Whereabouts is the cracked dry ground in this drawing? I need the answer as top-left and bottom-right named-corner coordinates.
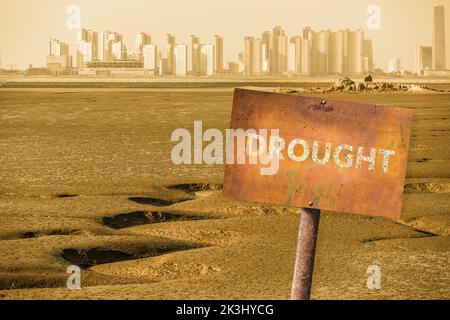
top-left (0, 90), bottom-right (448, 299)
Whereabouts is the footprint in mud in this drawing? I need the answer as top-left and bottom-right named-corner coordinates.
top-left (129, 197), bottom-right (192, 207)
top-left (55, 194), bottom-right (79, 199)
top-left (103, 211), bottom-right (210, 229)
top-left (61, 241), bottom-right (205, 268)
top-left (22, 229), bottom-right (82, 239)
top-left (167, 183), bottom-right (223, 195)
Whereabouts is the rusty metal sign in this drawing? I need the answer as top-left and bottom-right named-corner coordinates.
top-left (223, 88), bottom-right (412, 218)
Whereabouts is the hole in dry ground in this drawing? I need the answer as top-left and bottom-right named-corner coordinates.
top-left (103, 211), bottom-right (210, 229)
top-left (61, 241), bottom-right (205, 268)
top-left (55, 194), bottom-right (79, 199)
top-left (167, 183), bottom-right (223, 195)
top-left (22, 229), bottom-right (81, 239)
top-left (128, 197), bottom-right (191, 206)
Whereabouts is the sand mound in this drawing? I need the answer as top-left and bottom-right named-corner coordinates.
top-left (280, 77), bottom-right (447, 94)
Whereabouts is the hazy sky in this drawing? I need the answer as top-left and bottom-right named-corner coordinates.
top-left (1, 0), bottom-right (449, 71)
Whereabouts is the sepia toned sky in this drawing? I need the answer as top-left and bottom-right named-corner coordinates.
top-left (0, 0), bottom-right (449, 71)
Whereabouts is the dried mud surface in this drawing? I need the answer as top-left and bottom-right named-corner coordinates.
top-left (0, 90), bottom-right (448, 299)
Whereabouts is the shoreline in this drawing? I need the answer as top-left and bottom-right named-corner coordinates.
top-left (1, 76), bottom-right (449, 89)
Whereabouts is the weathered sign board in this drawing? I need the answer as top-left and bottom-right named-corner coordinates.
top-left (223, 88), bottom-right (412, 218)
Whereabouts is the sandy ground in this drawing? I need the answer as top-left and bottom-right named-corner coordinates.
top-left (0, 89), bottom-right (448, 300)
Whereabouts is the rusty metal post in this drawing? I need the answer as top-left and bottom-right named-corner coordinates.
top-left (290, 207), bottom-right (321, 300)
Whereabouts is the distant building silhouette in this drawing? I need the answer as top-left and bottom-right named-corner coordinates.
top-left (415, 46), bottom-right (432, 75)
top-left (46, 39), bottom-right (72, 75)
top-left (433, 5), bottom-right (446, 71)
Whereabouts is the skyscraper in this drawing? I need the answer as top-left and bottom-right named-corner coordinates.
top-left (300, 37), bottom-right (311, 76)
top-left (244, 37), bottom-right (255, 76)
top-left (261, 31), bottom-right (272, 74)
top-left (50, 39), bottom-right (69, 57)
top-left (302, 27), bottom-right (317, 75)
top-left (388, 57), bottom-right (401, 73)
top-left (354, 29), bottom-right (365, 74)
top-left (47, 39), bottom-right (71, 74)
top-left (135, 33), bottom-right (151, 63)
top-left (76, 29), bottom-right (98, 67)
top-left (174, 44), bottom-right (187, 77)
top-left (99, 31), bottom-right (122, 62)
top-left (214, 35), bottom-right (224, 74)
top-left (343, 29), bottom-right (355, 74)
top-left (289, 36), bottom-right (302, 76)
top-left (331, 30), bottom-right (345, 74)
top-left (317, 30), bottom-right (331, 75)
top-left (189, 35), bottom-right (200, 75)
top-left (143, 44), bottom-right (157, 72)
top-left (167, 34), bottom-right (176, 75)
top-left (363, 39), bottom-right (374, 73)
top-left (272, 26), bottom-right (288, 75)
top-left (433, 5), bottom-right (446, 71)
top-left (112, 41), bottom-right (126, 60)
top-left (415, 46), bottom-right (432, 75)
top-left (200, 44), bottom-right (215, 76)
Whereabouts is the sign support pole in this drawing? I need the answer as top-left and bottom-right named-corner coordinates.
top-left (290, 207), bottom-right (321, 300)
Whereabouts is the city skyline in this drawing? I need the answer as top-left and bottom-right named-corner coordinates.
top-left (1, 0), bottom-right (450, 72)
top-left (46, 26), bottom-right (375, 77)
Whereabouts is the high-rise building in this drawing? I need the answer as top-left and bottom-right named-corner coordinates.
top-left (300, 37), bottom-right (311, 76)
top-left (261, 31), bottom-right (272, 74)
top-left (354, 29), bottom-right (365, 74)
top-left (289, 36), bottom-right (302, 76)
top-left (317, 30), bottom-right (331, 75)
top-left (302, 27), bottom-right (317, 75)
top-left (364, 39), bottom-right (374, 73)
top-left (135, 33), bottom-right (151, 63)
top-left (433, 5), bottom-right (446, 71)
top-left (388, 57), bottom-right (401, 73)
top-left (200, 44), bottom-right (215, 76)
top-left (331, 30), bottom-right (345, 74)
top-left (214, 35), bottom-right (224, 73)
top-left (76, 29), bottom-right (98, 67)
top-left (50, 38), bottom-right (69, 57)
top-left (255, 38), bottom-right (263, 75)
top-left (244, 37), bottom-right (255, 76)
top-left (415, 46), bottom-right (432, 75)
top-left (112, 41), bottom-right (126, 60)
top-left (167, 34), bottom-right (176, 75)
top-left (272, 26), bottom-right (288, 75)
top-left (143, 44), bottom-right (157, 73)
top-left (174, 44), bottom-right (188, 77)
top-left (99, 31), bottom-right (122, 62)
top-left (343, 29), bottom-right (355, 74)
top-left (47, 39), bottom-right (72, 74)
top-left (189, 35), bottom-right (200, 75)
top-left (225, 61), bottom-right (240, 74)
top-left (244, 26), bottom-right (374, 77)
